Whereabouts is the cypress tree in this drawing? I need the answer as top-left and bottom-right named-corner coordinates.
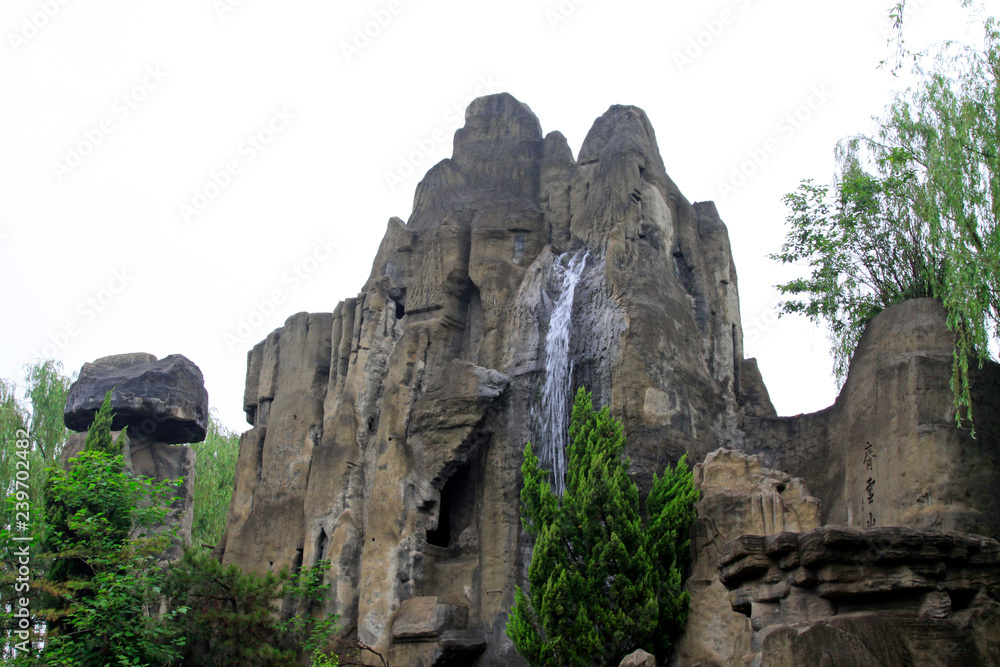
top-left (508, 388), bottom-right (698, 666)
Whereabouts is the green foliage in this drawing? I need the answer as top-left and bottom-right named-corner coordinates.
top-left (23, 360), bottom-right (71, 464)
top-left (189, 412), bottom-right (240, 548)
top-left (508, 388), bottom-right (699, 666)
top-left (774, 7), bottom-right (1000, 424)
top-left (1, 361), bottom-right (73, 658)
top-left (36, 389), bottom-right (186, 666)
top-left (772, 173), bottom-right (944, 382)
top-left (82, 390), bottom-right (125, 457)
top-left (161, 550), bottom-right (338, 667)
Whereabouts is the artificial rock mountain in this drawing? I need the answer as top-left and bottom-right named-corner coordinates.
top-left (214, 94), bottom-right (1000, 666)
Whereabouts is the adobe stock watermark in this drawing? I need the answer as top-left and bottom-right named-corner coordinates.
top-left (672, 0), bottom-right (755, 73)
top-left (213, 0), bottom-right (248, 20)
top-left (383, 75), bottom-right (502, 192)
top-left (9, 427), bottom-right (35, 654)
top-left (742, 295), bottom-right (785, 348)
top-left (715, 84), bottom-right (834, 202)
top-left (340, 0), bottom-right (411, 63)
top-left (544, 0), bottom-right (592, 31)
top-left (34, 269), bottom-right (135, 359)
top-left (178, 106), bottom-right (295, 223)
top-left (224, 235), bottom-right (340, 351)
top-left (7, 0), bottom-right (72, 53)
top-left (51, 65), bottom-right (168, 182)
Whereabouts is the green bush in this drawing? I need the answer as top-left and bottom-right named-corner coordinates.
top-left (508, 388), bottom-right (698, 666)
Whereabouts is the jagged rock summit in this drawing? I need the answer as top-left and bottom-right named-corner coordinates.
top-left (216, 94), bottom-right (1000, 666)
top-left (217, 93), bottom-right (771, 665)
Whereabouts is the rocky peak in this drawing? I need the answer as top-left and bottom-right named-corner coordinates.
top-left (211, 92), bottom-right (995, 665)
top-left (218, 93), bottom-right (774, 665)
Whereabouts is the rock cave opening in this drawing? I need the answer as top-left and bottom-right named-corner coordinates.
top-left (426, 463), bottom-right (476, 549)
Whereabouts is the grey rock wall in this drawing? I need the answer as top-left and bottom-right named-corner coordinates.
top-left (217, 94), bottom-right (769, 665)
top-left (217, 95), bottom-right (1000, 666)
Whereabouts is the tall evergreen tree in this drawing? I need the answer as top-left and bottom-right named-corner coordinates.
top-left (508, 388), bottom-right (698, 666)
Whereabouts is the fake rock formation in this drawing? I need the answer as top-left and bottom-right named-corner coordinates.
top-left (217, 93), bottom-right (773, 666)
top-left (217, 94), bottom-right (1000, 666)
top-left (63, 353), bottom-right (206, 562)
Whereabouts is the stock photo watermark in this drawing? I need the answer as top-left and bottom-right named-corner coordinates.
top-left (213, 0), bottom-right (248, 20)
top-left (178, 106), bottom-right (295, 223)
top-left (742, 299), bottom-right (783, 347)
top-left (544, 0), bottom-right (592, 31)
top-left (51, 65), bottom-right (168, 182)
top-left (34, 269), bottom-right (134, 359)
top-left (672, 0), bottom-right (755, 73)
top-left (383, 75), bottom-right (502, 192)
top-left (224, 235), bottom-right (340, 351)
top-left (8, 428), bottom-right (35, 654)
top-left (715, 84), bottom-right (834, 201)
top-left (7, 0), bottom-right (72, 53)
top-left (340, 0), bottom-right (410, 63)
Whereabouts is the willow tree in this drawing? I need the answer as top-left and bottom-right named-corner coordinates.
top-left (774, 5), bottom-right (999, 425)
top-left (508, 388), bottom-right (698, 666)
top-left (189, 412), bottom-right (240, 548)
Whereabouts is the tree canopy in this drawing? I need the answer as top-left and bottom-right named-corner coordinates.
top-left (773, 4), bottom-right (999, 424)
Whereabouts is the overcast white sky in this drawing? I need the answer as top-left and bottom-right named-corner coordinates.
top-left (0, 0), bottom-right (984, 432)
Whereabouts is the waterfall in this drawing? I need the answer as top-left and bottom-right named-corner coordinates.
top-left (538, 250), bottom-right (588, 496)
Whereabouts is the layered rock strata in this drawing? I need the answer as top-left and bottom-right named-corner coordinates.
top-left (675, 449), bottom-right (821, 666)
top-left (719, 526), bottom-right (1000, 666)
top-left (63, 353), bottom-right (205, 561)
top-left (216, 94), bottom-right (772, 665)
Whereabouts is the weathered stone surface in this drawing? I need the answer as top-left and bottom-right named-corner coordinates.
top-left (129, 435), bottom-right (196, 561)
top-left (392, 596), bottom-right (469, 642)
top-left (619, 648), bottom-right (656, 666)
top-left (64, 353), bottom-right (209, 444)
top-left (719, 525), bottom-right (1000, 666)
top-left (742, 299), bottom-right (1000, 541)
top-left (675, 449), bottom-right (821, 667)
top-left (216, 94), bottom-right (774, 665)
top-left (215, 94), bottom-right (1000, 665)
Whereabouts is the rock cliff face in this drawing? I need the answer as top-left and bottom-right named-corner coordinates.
top-left (720, 526), bottom-right (1000, 666)
top-left (676, 449), bottom-right (821, 666)
top-left (217, 94), bottom-right (1000, 666)
top-left (742, 298), bottom-right (1000, 540)
top-left (216, 94), bottom-right (773, 665)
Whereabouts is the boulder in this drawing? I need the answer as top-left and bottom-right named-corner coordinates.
top-left (618, 648), bottom-right (655, 666)
top-left (62, 353), bottom-right (205, 563)
top-left (63, 353), bottom-right (209, 444)
top-left (674, 449), bottom-right (821, 667)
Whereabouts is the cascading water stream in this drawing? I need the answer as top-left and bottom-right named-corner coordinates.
top-left (538, 250), bottom-right (588, 496)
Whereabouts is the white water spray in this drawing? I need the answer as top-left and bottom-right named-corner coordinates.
top-left (538, 250), bottom-right (588, 496)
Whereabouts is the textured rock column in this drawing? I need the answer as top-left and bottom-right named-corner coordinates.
top-left (674, 449), bottom-right (821, 666)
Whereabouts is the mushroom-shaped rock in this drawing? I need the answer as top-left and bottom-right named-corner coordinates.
top-left (63, 353), bottom-right (208, 443)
